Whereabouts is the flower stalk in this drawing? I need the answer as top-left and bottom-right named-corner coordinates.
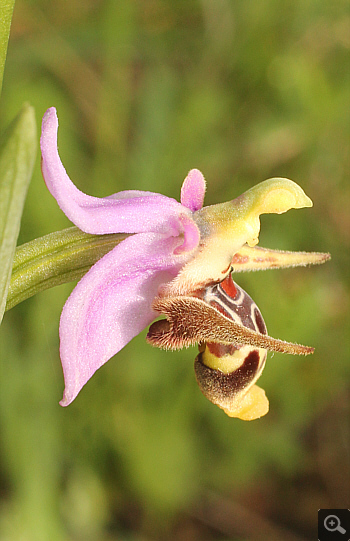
top-left (6, 227), bottom-right (128, 310)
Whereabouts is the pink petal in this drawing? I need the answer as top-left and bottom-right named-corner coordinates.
top-left (41, 108), bottom-right (190, 236)
top-left (180, 169), bottom-right (206, 212)
top-left (59, 232), bottom-right (189, 406)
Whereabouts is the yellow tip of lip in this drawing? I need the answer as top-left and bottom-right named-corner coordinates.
top-left (223, 385), bottom-right (269, 420)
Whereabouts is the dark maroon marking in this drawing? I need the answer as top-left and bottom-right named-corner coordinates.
top-left (202, 279), bottom-right (267, 337)
top-left (195, 349), bottom-right (260, 398)
top-left (254, 307), bottom-right (267, 334)
top-left (208, 300), bottom-right (231, 318)
top-left (206, 342), bottom-right (240, 358)
top-left (234, 350), bottom-right (260, 386)
top-left (230, 290), bottom-right (259, 330)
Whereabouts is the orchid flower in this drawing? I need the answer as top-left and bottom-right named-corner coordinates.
top-left (40, 107), bottom-right (329, 419)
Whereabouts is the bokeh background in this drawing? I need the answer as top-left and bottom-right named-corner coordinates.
top-left (0, 1), bottom-right (349, 540)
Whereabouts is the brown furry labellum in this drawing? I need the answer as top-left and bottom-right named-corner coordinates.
top-left (147, 273), bottom-right (314, 420)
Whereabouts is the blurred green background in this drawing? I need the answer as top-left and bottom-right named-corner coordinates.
top-left (0, 0), bottom-right (349, 539)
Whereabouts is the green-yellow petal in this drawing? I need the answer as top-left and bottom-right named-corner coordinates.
top-left (243, 177), bottom-right (312, 215)
top-left (164, 178), bottom-right (313, 295)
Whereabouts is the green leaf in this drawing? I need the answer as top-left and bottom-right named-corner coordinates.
top-left (0, 0), bottom-right (15, 97)
top-left (0, 104), bottom-right (37, 324)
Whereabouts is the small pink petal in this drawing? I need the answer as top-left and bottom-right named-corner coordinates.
top-left (41, 108), bottom-right (190, 236)
top-left (59, 232), bottom-right (189, 406)
top-left (180, 169), bottom-right (206, 212)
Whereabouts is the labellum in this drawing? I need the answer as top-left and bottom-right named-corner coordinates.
top-left (147, 271), bottom-right (314, 420)
top-left (193, 274), bottom-right (269, 420)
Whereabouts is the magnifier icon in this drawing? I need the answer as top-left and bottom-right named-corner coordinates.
top-left (324, 515), bottom-right (346, 534)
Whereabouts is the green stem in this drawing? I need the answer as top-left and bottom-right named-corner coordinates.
top-left (6, 227), bottom-right (130, 310)
top-left (0, 0), bottom-right (15, 98)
